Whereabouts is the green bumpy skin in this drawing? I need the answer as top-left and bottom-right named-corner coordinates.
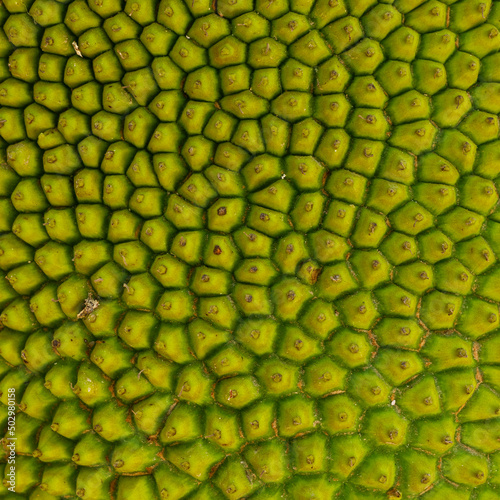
top-left (0, 0), bottom-right (500, 498)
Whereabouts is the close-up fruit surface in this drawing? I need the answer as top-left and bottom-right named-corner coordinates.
top-left (0, 0), bottom-right (499, 498)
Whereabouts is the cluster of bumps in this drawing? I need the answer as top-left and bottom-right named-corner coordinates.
top-left (0, 0), bottom-right (500, 498)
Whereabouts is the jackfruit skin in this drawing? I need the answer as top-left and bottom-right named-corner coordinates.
top-left (0, 0), bottom-right (500, 498)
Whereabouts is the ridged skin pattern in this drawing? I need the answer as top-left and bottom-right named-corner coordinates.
top-left (0, 0), bottom-right (500, 498)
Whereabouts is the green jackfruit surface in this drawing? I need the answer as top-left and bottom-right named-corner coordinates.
top-left (0, 0), bottom-right (499, 498)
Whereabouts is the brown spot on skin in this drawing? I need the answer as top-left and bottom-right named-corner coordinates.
top-left (388, 489), bottom-right (402, 499)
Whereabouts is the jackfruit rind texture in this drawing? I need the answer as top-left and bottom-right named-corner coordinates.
top-left (0, 0), bottom-right (499, 498)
